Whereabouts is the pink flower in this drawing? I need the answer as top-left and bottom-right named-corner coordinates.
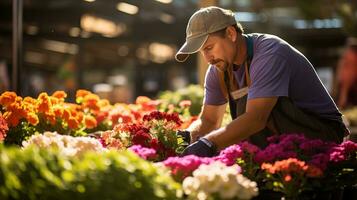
top-left (162, 155), bottom-right (214, 181)
top-left (128, 145), bottom-right (157, 160)
top-left (239, 141), bottom-right (260, 154)
top-left (214, 144), bottom-right (243, 166)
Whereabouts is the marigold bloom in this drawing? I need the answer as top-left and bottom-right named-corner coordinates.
top-left (37, 93), bottom-right (52, 113)
top-left (26, 112), bottom-right (39, 126)
top-left (52, 91), bottom-right (67, 100)
top-left (3, 111), bottom-right (20, 127)
top-left (53, 105), bottom-right (64, 118)
top-left (76, 89), bottom-right (91, 98)
top-left (62, 109), bottom-right (71, 121)
top-left (0, 91), bottom-right (17, 107)
top-left (45, 112), bottom-right (56, 125)
top-left (67, 117), bottom-right (79, 129)
top-left (84, 115), bottom-right (97, 129)
top-left (82, 94), bottom-right (100, 111)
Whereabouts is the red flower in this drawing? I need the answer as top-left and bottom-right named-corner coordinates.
top-left (143, 111), bottom-right (182, 126)
top-left (131, 129), bottom-right (152, 147)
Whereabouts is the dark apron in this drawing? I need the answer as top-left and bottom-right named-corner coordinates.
top-left (224, 36), bottom-right (349, 148)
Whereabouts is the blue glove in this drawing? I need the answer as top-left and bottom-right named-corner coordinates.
top-left (181, 138), bottom-right (217, 157)
top-left (176, 130), bottom-right (191, 143)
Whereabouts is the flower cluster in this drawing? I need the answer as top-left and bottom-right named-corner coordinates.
top-left (100, 110), bottom-right (186, 161)
top-left (261, 158), bottom-right (323, 198)
top-left (22, 131), bottom-right (105, 157)
top-left (182, 162), bottom-right (258, 200)
top-left (255, 134), bottom-right (336, 169)
top-left (329, 140), bottom-right (357, 162)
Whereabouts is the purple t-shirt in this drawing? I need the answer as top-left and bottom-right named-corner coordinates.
top-left (204, 33), bottom-right (341, 121)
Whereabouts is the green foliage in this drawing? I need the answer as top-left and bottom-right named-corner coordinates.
top-left (0, 144), bottom-right (182, 200)
top-left (4, 121), bottom-right (38, 146)
top-left (158, 84), bottom-right (204, 116)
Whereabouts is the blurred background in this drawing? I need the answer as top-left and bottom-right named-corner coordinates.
top-left (0, 0), bottom-right (356, 107)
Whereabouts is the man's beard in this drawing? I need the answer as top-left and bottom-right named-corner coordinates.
top-left (210, 59), bottom-right (230, 72)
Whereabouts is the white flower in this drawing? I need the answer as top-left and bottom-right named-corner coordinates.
top-left (22, 132), bottom-right (106, 157)
top-left (182, 161), bottom-right (258, 200)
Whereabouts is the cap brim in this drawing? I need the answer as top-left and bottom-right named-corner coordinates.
top-left (175, 34), bottom-right (208, 62)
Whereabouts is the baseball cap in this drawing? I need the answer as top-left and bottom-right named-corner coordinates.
top-left (175, 6), bottom-right (237, 62)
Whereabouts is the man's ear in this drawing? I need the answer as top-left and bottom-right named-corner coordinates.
top-left (226, 26), bottom-right (237, 42)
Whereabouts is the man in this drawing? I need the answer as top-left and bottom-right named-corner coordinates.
top-left (175, 6), bottom-right (349, 157)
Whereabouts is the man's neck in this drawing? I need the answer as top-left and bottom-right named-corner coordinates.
top-left (233, 34), bottom-right (247, 65)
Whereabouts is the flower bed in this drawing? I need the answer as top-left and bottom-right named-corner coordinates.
top-left (0, 89), bottom-right (356, 199)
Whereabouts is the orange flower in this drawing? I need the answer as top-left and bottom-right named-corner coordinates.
top-left (76, 89), bottom-right (91, 104)
top-left (50, 97), bottom-right (59, 105)
top-left (3, 111), bottom-right (20, 127)
top-left (37, 93), bottom-right (52, 113)
top-left (84, 115), bottom-right (97, 129)
top-left (53, 105), bottom-right (64, 118)
top-left (26, 112), bottom-right (39, 126)
top-left (52, 91), bottom-right (67, 100)
top-left (62, 109), bottom-right (71, 121)
top-left (67, 117), bottom-right (79, 129)
top-left (23, 96), bottom-right (37, 105)
top-left (45, 112), bottom-right (56, 125)
top-left (83, 94), bottom-right (100, 111)
top-left (261, 163), bottom-right (275, 174)
top-left (0, 91), bottom-right (17, 107)
top-left (76, 89), bottom-right (91, 98)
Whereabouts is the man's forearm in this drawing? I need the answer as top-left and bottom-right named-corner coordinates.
top-left (205, 111), bottom-right (266, 150)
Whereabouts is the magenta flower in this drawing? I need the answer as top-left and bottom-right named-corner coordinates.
top-left (128, 145), bottom-right (157, 160)
top-left (214, 144), bottom-right (244, 166)
top-left (162, 155), bottom-right (214, 181)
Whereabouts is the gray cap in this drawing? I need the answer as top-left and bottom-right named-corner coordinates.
top-left (175, 6), bottom-right (236, 62)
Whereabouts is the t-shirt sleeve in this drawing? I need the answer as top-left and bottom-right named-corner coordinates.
top-left (203, 66), bottom-right (227, 105)
top-left (248, 54), bottom-right (290, 100)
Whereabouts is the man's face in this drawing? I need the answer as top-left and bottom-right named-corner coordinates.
top-left (199, 32), bottom-right (237, 71)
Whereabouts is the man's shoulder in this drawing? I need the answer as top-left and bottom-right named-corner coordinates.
top-left (248, 33), bottom-right (290, 58)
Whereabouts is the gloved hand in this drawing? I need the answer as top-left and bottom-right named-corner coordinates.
top-left (181, 138), bottom-right (217, 157)
top-left (176, 130), bottom-right (191, 143)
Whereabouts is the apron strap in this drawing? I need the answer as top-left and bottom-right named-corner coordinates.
top-left (226, 35), bottom-right (254, 119)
